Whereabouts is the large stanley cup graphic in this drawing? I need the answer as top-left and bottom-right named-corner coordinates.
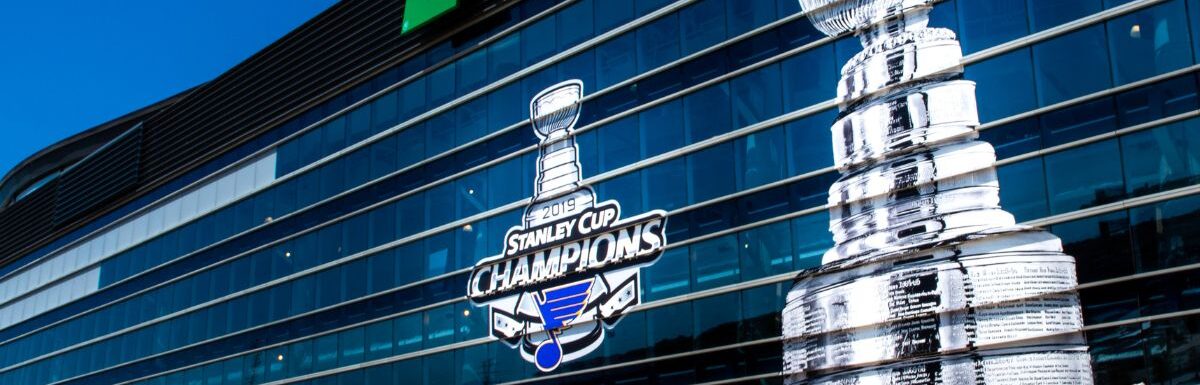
top-left (526, 79), bottom-right (596, 228)
top-left (781, 1), bottom-right (1095, 383)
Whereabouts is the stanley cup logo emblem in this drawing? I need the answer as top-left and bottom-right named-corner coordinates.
top-left (782, 0), bottom-right (1094, 383)
top-left (467, 80), bottom-right (668, 372)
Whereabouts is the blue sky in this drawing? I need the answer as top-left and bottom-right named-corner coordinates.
top-left (0, 0), bottom-right (337, 179)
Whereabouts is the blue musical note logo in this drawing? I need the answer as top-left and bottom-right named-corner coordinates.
top-left (533, 278), bottom-right (595, 372)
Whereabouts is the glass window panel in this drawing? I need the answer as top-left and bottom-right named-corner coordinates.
top-left (1044, 140), bottom-right (1126, 213)
top-left (792, 211), bottom-right (830, 269)
top-left (456, 99), bottom-right (488, 148)
top-left (781, 44), bottom-right (837, 111)
top-left (428, 64), bottom-right (456, 106)
top-left (1130, 194), bottom-right (1200, 271)
top-left (595, 0), bottom-right (635, 32)
top-left (785, 110), bottom-right (835, 176)
top-left (1051, 210), bottom-right (1133, 282)
top-left (690, 234), bottom-right (739, 291)
top-left (1122, 119), bottom-right (1200, 196)
top-left (488, 83), bottom-right (523, 133)
top-left (738, 220), bottom-right (793, 281)
top-left (313, 334), bottom-right (338, 372)
top-left (1039, 98), bottom-right (1117, 148)
top-left (997, 158), bottom-right (1050, 223)
top-left (1191, 0), bottom-right (1200, 63)
top-left (457, 50), bottom-right (487, 95)
top-left (688, 143), bottom-right (737, 204)
top-left (558, 50), bottom-right (597, 92)
top-left (1116, 75), bottom-right (1200, 128)
top-left (596, 34), bottom-right (638, 90)
top-left (1033, 25), bottom-right (1113, 106)
top-left (424, 231), bottom-right (455, 277)
top-left (455, 220), bottom-right (487, 271)
top-left (598, 171), bottom-right (645, 214)
top-left (455, 344), bottom-right (490, 385)
top-left (646, 301), bottom-right (694, 355)
top-left (1029, 0), bottom-right (1103, 32)
top-left (637, 14), bottom-right (681, 72)
top-left (982, 118), bottom-right (1042, 159)
top-left (735, 125), bottom-right (788, 189)
top-left (1107, 1), bottom-right (1194, 86)
top-left (966, 49), bottom-right (1038, 122)
top-left (642, 248), bottom-right (691, 301)
top-left (365, 364), bottom-right (394, 385)
top-left (598, 115), bottom-right (641, 173)
top-left (426, 183), bottom-right (455, 227)
top-left (730, 64), bottom-right (783, 128)
top-left (427, 112), bottom-right (456, 156)
top-left (681, 0), bottom-right (726, 55)
top-left (424, 305), bottom-right (456, 347)
top-left (522, 17), bottom-right (556, 67)
top-left (395, 243), bottom-right (424, 286)
top-left (643, 158), bottom-right (689, 212)
top-left (364, 320), bottom-right (393, 361)
top-left (741, 283), bottom-right (784, 342)
top-left (694, 292), bottom-right (740, 349)
top-left (400, 79), bottom-right (427, 122)
top-left (640, 99), bottom-right (686, 158)
top-left (396, 125), bottom-right (426, 169)
top-left (423, 351), bottom-right (456, 385)
top-left (558, 0), bottom-right (594, 50)
top-left (456, 171), bottom-right (487, 219)
top-left (489, 35), bottom-right (520, 84)
top-left (684, 83), bottom-right (732, 143)
top-left (725, 0), bottom-right (777, 36)
top-left (955, 0), bottom-right (1028, 54)
top-left (394, 313), bottom-right (424, 353)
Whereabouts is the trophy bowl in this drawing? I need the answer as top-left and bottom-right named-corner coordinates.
top-left (797, 0), bottom-right (930, 36)
top-left (530, 79), bottom-right (584, 139)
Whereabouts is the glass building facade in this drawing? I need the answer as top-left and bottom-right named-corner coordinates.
top-left (0, 0), bottom-right (1198, 384)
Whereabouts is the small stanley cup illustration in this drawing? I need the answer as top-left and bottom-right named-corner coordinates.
top-left (525, 80), bottom-right (596, 228)
top-left (781, 0), bottom-right (1094, 383)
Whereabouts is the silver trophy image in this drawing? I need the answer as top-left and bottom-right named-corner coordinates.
top-left (525, 79), bottom-right (596, 228)
top-left (781, 0), bottom-right (1094, 383)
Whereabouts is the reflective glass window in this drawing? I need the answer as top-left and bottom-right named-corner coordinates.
top-left (688, 143), bottom-right (737, 203)
top-left (488, 35), bottom-right (521, 82)
top-left (522, 17), bottom-right (556, 67)
top-left (457, 50), bottom-right (487, 96)
top-left (956, 0), bottom-right (1028, 54)
top-left (997, 158), bottom-right (1050, 222)
top-left (1129, 190), bottom-right (1200, 271)
top-left (489, 83), bottom-right (523, 133)
top-left (1033, 25), bottom-right (1113, 106)
top-left (423, 351), bottom-right (456, 385)
top-left (1044, 139), bottom-right (1125, 213)
top-left (785, 110), bottom-right (835, 176)
top-left (646, 301), bottom-right (694, 355)
top-left (738, 220), bottom-right (793, 281)
top-left (595, 0), bottom-right (635, 32)
top-left (313, 334), bottom-right (338, 372)
top-left (637, 14), bottom-right (682, 72)
top-left (694, 292), bottom-right (741, 349)
top-left (741, 283), bottom-right (784, 342)
top-left (1121, 119), bottom-right (1200, 196)
top-left (792, 212), bottom-right (829, 269)
top-left (781, 45), bottom-right (837, 111)
top-left (1051, 211), bottom-right (1134, 282)
top-left (730, 64), bottom-right (783, 128)
top-left (690, 234), bottom-right (739, 291)
top-left (1029, 0), bottom-right (1103, 32)
top-left (365, 318), bottom-right (394, 361)
top-left (643, 158), bottom-right (688, 212)
top-left (428, 64), bottom-right (456, 106)
top-left (598, 171), bottom-right (645, 214)
top-left (424, 306), bottom-right (456, 348)
top-left (596, 34), bottom-right (638, 90)
top-left (558, 0), bottom-right (594, 50)
top-left (1107, 0), bottom-right (1194, 86)
top-left (598, 116), bottom-right (640, 173)
top-left (735, 125), bottom-right (788, 189)
top-left (680, 0), bottom-right (726, 55)
top-left (684, 83), bottom-right (732, 143)
top-left (338, 326), bottom-right (365, 366)
top-left (725, 0), bottom-right (777, 36)
top-left (640, 99), bottom-right (685, 158)
top-left (394, 313), bottom-right (423, 354)
top-left (643, 247), bottom-right (692, 301)
top-left (967, 49), bottom-right (1037, 122)
top-left (1039, 98), bottom-right (1117, 147)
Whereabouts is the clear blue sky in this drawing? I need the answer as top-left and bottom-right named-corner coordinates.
top-left (0, 0), bottom-right (338, 179)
